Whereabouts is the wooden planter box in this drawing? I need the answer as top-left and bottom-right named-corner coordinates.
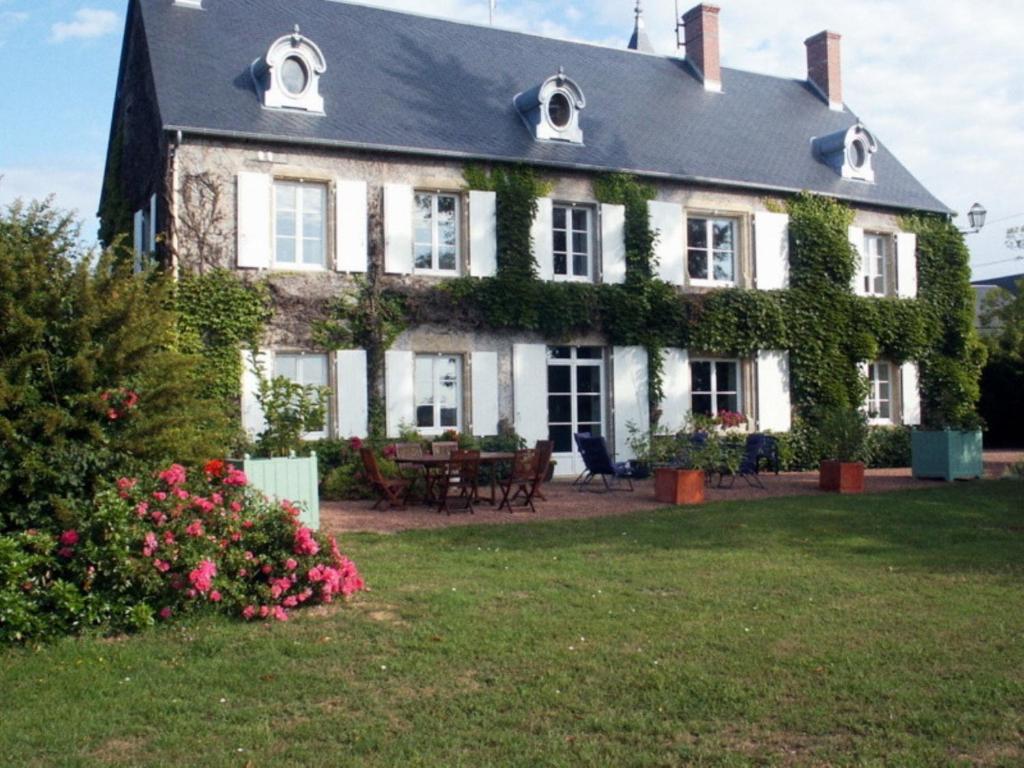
top-left (911, 429), bottom-right (983, 481)
top-left (231, 453), bottom-right (320, 530)
top-left (819, 460), bottom-right (865, 494)
top-left (654, 468), bottom-right (705, 505)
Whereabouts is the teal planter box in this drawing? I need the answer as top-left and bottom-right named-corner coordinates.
top-left (233, 453), bottom-right (320, 529)
top-left (911, 430), bottom-right (983, 481)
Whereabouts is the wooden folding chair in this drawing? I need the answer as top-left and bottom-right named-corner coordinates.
top-left (435, 450), bottom-right (480, 515)
top-left (498, 441), bottom-right (551, 513)
top-left (360, 448), bottom-right (413, 509)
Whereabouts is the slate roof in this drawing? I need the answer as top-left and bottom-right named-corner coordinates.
top-left (134, 0), bottom-right (950, 214)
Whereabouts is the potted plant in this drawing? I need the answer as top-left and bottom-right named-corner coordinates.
top-left (816, 407), bottom-right (869, 494)
top-left (629, 423), bottom-right (706, 506)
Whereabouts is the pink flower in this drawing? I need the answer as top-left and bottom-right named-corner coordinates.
top-left (261, 564), bottom-right (272, 575)
top-left (244, 551), bottom-right (255, 561)
top-left (159, 464), bottom-right (188, 487)
top-left (242, 606), bottom-right (256, 620)
top-left (142, 532), bottom-right (159, 557)
top-left (153, 559), bottom-right (171, 573)
top-left (152, 491), bottom-right (167, 502)
top-left (58, 547), bottom-right (74, 559)
top-left (238, 568), bottom-right (248, 577)
top-left (59, 530), bottom-right (79, 548)
top-left (135, 502), bottom-right (149, 519)
top-left (209, 590), bottom-right (222, 603)
top-left (116, 477), bottom-right (137, 492)
top-left (285, 558), bottom-right (298, 571)
top-left (272, 606), bottom-right (289, 622)
top-left (175, 488), bottom-right (190, 501)
top-left (159, 607), bottom-right (172, 620)
top-left (185, 520), bottom-right (205, 538)
top-left (283, 596), bottom-right (298, 608)
top-left (224, 468), bottom-right (247, 487)
top-left (162, 530), bottom-right (176, 545)
top-left (242, 520), bottom-right (253, 529)
top-left (293, 527), bottom-right (319, 557)
top-left (188, 559), bottom-right (217, 593)
top-left (259, 605), bottom-right (270, 619)
top-left (230, 502), bottom-right (243, 513)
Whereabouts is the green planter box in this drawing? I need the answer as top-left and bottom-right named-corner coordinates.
top-left (232, 453), bottom-right (320, 529)
top-left (911, 430), bottom-right (983, 482)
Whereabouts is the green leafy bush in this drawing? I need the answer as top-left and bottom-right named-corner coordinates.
top-left (0, 201), bottom-right (234, 531)
top-left (864, 426), bottom-right (912, 468)
top-left (815, 407), bottom-right (869, 463)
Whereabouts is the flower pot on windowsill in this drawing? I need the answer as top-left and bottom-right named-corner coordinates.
top-left (818, 460), bottom-right (865, 494)
top-left (654, 467), bottom-right (705, 505)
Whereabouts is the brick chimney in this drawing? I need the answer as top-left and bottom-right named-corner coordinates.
top-left (805, 31), bottom-right (843, 110)
top-left (683, 4), bottom-right (721, 92)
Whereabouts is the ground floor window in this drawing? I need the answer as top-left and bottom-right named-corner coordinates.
top-left (865, 360), bottom-right (892, 423)
top-left (690, 359), bottom-right (740, 417)
top-left (547, 346), bottom-right (604, 453)
top-left (415, 354), bottom-right (462, 433)
top-left (273, 352), bottom-right (329, 438)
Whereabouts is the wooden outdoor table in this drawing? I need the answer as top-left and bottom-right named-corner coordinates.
top-left (395, 452), bottom-right (516, 505)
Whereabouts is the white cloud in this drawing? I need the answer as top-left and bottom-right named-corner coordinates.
top-left (0, 167), bottom-right (102, 237)
top-left (50, 8), bottom-right (119, 43)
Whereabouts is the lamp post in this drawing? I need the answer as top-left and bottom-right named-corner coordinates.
top-left (960, 202), bottom-right (987, 235)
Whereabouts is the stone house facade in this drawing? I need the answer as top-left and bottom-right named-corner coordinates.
top-left (104, 0), bottom-right (949, 476)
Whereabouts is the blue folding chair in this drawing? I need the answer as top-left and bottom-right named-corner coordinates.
top-left (573, 433), bottom-right (635, 493)
top-left (717, 433), bottom-right (779, 489)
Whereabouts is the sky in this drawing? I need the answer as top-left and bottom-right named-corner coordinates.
top-left (0, 0), bottom-right (1021, 281)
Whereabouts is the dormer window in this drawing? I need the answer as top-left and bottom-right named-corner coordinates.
top-left (812, 123), bottom-right (878, 183)
top-left (252, 26), bottom-right (326, 113)
top-left (514, 68), bottom-right (586, 144)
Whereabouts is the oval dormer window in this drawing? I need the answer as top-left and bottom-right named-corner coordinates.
top-left (547, 92), bottom-right (573, 129)
top-left (848, 138), bottom-right (867, 170)
top-left (281, 56), bottom-right (310, 96)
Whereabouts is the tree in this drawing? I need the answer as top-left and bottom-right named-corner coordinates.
top-left (978, 280), bottom-right (1024, 447)
top-left (0, 200), bottom-right (234, 531)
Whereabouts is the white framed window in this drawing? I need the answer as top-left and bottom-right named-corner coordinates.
top-left (272, 352), bottom-right (329, 439)
top-left (552, 204), bottom-right (593, 281)
top-left (690, 359), bottom-right (741, 417)
top-left (861, 233), bottom-right (891, 296)
top-left (547, 346), bottom-right (605, 455)
top-left (865, 360), bottom-right (892, 423)
top-left (414, 192), bottom-right (460, 275)
top-left (273, 180), bottom-right (326, 269)
top-left (687, 217), bottom-right (738, 285)
top-left (415, 354), bottom-right (462, 433)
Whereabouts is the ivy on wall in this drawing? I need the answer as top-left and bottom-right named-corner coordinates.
top-left (176, 269), bottom-right (271, 409)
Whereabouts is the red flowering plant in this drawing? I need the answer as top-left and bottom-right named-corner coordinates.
top-left (74, 460), bottom-right (364, 627)
top-left (100, 388), bottom-right (140, 422)
top-left (715, 411), bottom-right (748, 431)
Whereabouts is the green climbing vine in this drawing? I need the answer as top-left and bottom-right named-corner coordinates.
top-left (176, 269), bottom-right (272, 408)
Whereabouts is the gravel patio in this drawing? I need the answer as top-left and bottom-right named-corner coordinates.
top-left (320, 450), bottom-right (1022, 535)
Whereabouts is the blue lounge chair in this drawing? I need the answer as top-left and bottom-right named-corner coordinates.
top-left (573, 433), bottom-right (635, 493)
top-left (717, 433), bottom-right (779, 489)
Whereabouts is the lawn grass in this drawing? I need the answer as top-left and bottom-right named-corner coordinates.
top-left (1, 482), bottom-right (1022, 767)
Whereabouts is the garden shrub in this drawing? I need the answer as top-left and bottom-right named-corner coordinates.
top-left (0, 201), bottom-right (234, 531)
top-left (0, 461), bottom-right (364, 643)
top-left (863, 426), bottom-right (912, 468)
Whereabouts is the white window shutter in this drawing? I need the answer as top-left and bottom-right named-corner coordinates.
top-left (469, 190), bottom-right (498, 278)
top-left (335, 179), bottom-right (368, 273)
top-left (601, 203), bottom-right (627, 284)
top-left (659, 348), bottom-right (691, 433)
top-left (757, 351), bottom-right (792, 432)
top-left (613, 346), bottom-right (649, 461)
top-left (896, 231), bottom-right (918, 299)
top-left (384, 184), bottom-right (413, 275)
top-left (384, 350), bottom-right (415, 438)
top-left (848, 226), bottom-right (865, 295)
top-left (754, 211), bottom-right (789, 290)
top-left (133, 210), bottom-right (144, 271)
top-left (240, 349), bottom-right (271, 439)
top-left (648, 200), bottom-right (685, 286)
top-left (532, 197), bottom-right (554, 281)
top-left (471, 351), bottom-right (499, 436)
top-left (335, 349), bottom-right (368, 438)
top-left (901, 362), bottom-right (921, 426)
top-left (237, 172), bottom-right (272, 269)
top-left (149, 194), bottom-right (158, 253)
top-left (513, 344), bottom-right (548, 444)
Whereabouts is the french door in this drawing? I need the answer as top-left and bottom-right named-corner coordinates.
top-left (547, 346), bottom-right (605, 477)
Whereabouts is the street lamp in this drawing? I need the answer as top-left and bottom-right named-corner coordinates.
top-left (961, 202), bottom-right (987, 235)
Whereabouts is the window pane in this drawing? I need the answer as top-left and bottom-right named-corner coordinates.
top-left (717, 393), bottom-right (739, 413)
top-left (688, 219), bottom-right (707, 249)
top-left (416, 405), bottom-right (434, 428)
top-left (572, 209), bottom-right (588, 230)
top-left (548, 395), bottom-right (571, 424)
top-left (553, 230), bottom-right (567, 254)
top-left (712, 220), bottom-right (734, 250)
top-left (572, 231), bottom-right (588, 255)
top-left (553, 252), bottom-right (568, 275)
top-left (691, 362), bottom-right (712, 393)
top-left (713, 251), bottom-right (734, 282)
top-left (692, 394), bottom-right (713, 415)
top-left (414, 245), bottom-right (433, 270)
top-left (577, 347), bottom-right (603, 359)
top-left (274, 355), bottom-right (298, 381)
top-left (302, 355), bottom-right (328, 387)
top-left (548, 366), bottom-right (571, 393)
top-left (303, 209), bottom-right (322, 241)
top-left (276, 184), bottom-right (296, 212)
top-left (553, 206), bottom-right (567, 229)
top-left (276, 209), bottom-right (296, 238)
top-left (573, 251), bottom-right (588, 277)
top-left (548, 347), bottom-right (571, 360)
top-left (576, 366), bottom-right (601, 393)
top-left (415, 358), bottom-right (433, 407)
top-left (438, 247), bottom-right (457, 272)
top-left (303, 237), bottom-right (324, 266)
top-left (550, 425), bottom-right (573, 453)
top-left (577, 395), bottom-right (601, 423)
top-left (877, 401), bottom-right (890, 419)
top-left (275, 237), bottom-right (296, 264)
top-left (440, 408), bottom-right (458, 428)
top-left (716, 362), bottom-right (737, 392)
top-left (688, 249), bottom-right (708, 280)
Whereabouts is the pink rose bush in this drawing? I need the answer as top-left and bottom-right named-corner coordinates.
top-left (2, 458), bottom-right (365, 643)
